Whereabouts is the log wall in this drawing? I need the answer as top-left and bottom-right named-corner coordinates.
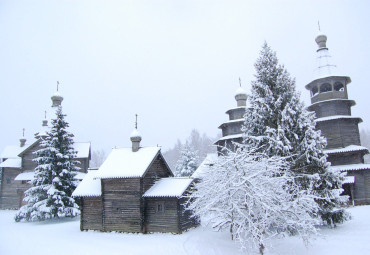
top-left (81, 197), bottom-right (103, 231)
top-left (350, 170), bottom-right (370, 205)
top-left (227, 108), bottom-right (245, 120)
top-left (142, 156), bottom-right (172, 193)
top-left (22, 143), bottom-right (42, 171)
top-left (144, 197), bottom-right (180, 233)
top-left (0, 168), bottom-right (31, 209)
top-left (102, 178), bottom-right (142, 232)
top-left (317, 119), bottom-right (361, 149)
top-left (309, 100), bottom-right (352, 118)
top-left (76, 158), bottom-right (89, 173)
top-left (328, 152), bottom-right (364, 166)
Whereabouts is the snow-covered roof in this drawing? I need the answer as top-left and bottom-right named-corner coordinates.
top-left (235, 87), bottom-right (247, 96)
top-left (14, 171), bottom-right (85, 182)
top-left (143, 177), bottom-right (193, 198)
top-left (72, 171), bottom-right (101, 197)
top-left (343, 176), bottom-right (355, 184)
top-left (74, 142), bottom-right (91, 159)
top-left (315, 115), bottom-right (362, 123)
top-left (15, 172), bottom-right (34, 181)
top-left (75, 172), bottom-right (87, 181)
top-left (16, 139), bottom-right (40, 157)
top-left (130, 129), bottom-right (141, 138)
top-left (192, 153), bottom-right (218, 179)
top-left (0, 157), bottom-right (22, 168)
top-left (225, 106), bottom-right (246, 114)
top-left (0, 145), bottom-right (25, 159)
top-left (215, 133), bottom-right (243, 142)
top-left (95, 147), bottom-right (161, 179)
top-left (218, 118), bottom-right (244, 128)
top-left (330, 163), bottom-right (370, 172)
top-left (324, 145), bottom-right (369, 155)
top-left (52, 91), bottom-right (63, 99)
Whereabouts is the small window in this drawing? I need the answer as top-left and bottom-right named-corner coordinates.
top-left (334, 82), bottom-right (344, 92)
top-left (156, 202), bottom-right (164, 213)
top-left (311, 86), bottom-right (319, 96)
top-left (21, 180), bottom-right (28, 184)
top-left (6, 178), bottom-right (11, 184)
top-left (320, 83), bottom-right (332, 93)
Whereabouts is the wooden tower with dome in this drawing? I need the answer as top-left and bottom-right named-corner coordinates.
top-left (305, 32), bottom-right (370, 205)
top-left (214, 83), bottom-right (247, 155)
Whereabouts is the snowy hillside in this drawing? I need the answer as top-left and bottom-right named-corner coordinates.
top-left (1, 206), bottom-right (370, 255)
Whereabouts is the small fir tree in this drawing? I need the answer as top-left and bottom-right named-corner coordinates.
top-left (15, 106), bottom-right (80, 221)
top-left (174, 143), bottom-right (199, 177)
top-left (243, 42), bottom-right (348, 225)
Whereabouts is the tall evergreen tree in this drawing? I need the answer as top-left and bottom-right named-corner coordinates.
top-left (243, 42), bottom-right (348, 225)
top-left (174, 143), bottom-right (199, 177)
top-left (15, 106), bottom-right (80, 221)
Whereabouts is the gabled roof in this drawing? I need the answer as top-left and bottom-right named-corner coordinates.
top-left (15, 139), bottom-right (90, 159)
top-left (1, 145), bottom-right (27, 159)
top-left (143, 177), bottom-right (194, 198)
top-left (72, 171), bottom-right (101, 197)
top-left (17, 139), bottom-right (42, 157)
top-left (0, 157), bottom-right (22, 168)
top-left (94, 147), bottom-right (161, 179)
top-left (192, 153), bottom-right (218, 179)
top-left (74, 142), bottom-right (91, 159)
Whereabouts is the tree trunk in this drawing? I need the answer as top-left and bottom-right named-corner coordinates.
top-left (259, 243), bottom-right (264, 255)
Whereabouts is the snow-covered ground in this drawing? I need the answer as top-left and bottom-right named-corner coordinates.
top-left (1, 206), bottom-right (370, 255)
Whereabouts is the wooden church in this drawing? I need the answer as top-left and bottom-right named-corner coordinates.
top-left (202, 32), bottom-right (370, 205)
top-left (72, 127), bottom-right (198, 233)
top-left (305, 33), bottom-right (370, 205)
top-left (0, 90), bottom-right (91, 209)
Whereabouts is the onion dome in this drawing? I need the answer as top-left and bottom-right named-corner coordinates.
top-left (130, 128), bottom-right (142, 152)
top-left (51, 91), bottom-right (63, 107)
top-left (19, 128), bottom-right (26, 147)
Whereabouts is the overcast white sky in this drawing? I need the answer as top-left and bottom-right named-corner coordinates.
top-left (1, 0), bottom-right (370, 154)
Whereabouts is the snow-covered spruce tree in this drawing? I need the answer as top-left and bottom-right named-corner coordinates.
top-left (188, 148), bottom-right (319, 255)
top-left (174, 143), bottom-right (199, 177)
top-left (15, 106), bottom-right (80, 221)
top-left (243, 42), bottom-right (348, 225)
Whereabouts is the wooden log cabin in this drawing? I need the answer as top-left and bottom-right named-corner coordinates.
top-left (72, 129), bottom-right (198, 233)
top-left (0, 91), bottom-right (91, 209)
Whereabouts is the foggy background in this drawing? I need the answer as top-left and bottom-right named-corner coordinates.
top-left (1, 0), bottom-right (369, 157)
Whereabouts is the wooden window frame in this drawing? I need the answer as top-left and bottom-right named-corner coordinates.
top-left (156, 201), bottom-right (165, 214)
